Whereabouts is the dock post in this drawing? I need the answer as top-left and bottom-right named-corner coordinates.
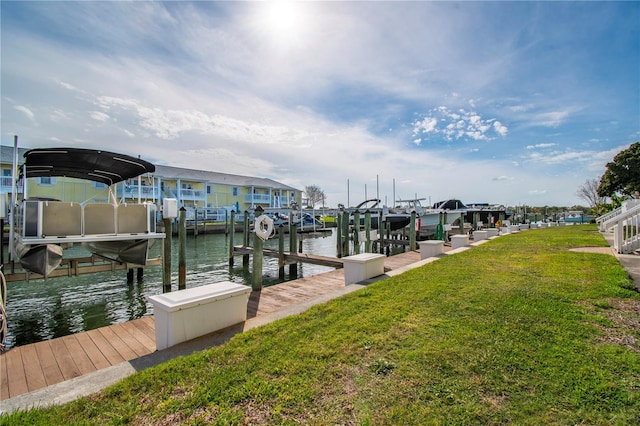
top-left (385, 221), bottom-right (391, 256)
top-left (289, 224), bottom-right (298, 277)
top-left (163, 217), bottom-right (172, 292)
top-left (410, 210), bottom-right (416, 251)
top-left (364, 210), bottom-right (372, 253)
top-left (194, 209), bottom-right (199, 238)
top-left (353, 211), bottom-right (360, 254)
top-left (342, 211), bottom-right (349, 256)
top-left (127, 268), bottom-right (134, 283)
top-left (178, 207), bottom-right (187, 290)
top-left (243, 211), bottom-right (250, 267)
top-left (278, 224), bottom-right (285, 279)
top-left (137, 267), bottom-right (143, 281)
top-left (336, 213), bottom-right (343, 258)
top-left (228, 211), bottom-right (235, 267)
top-left (225, 210), bottom-right (229, 235)
top-left (252, 231), bottom-right (263, 290)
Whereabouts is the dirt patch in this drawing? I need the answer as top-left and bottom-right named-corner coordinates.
top-left (583, 299), bottom-right (640, 353)
top-left (569, 247), bottom-right (615, 255)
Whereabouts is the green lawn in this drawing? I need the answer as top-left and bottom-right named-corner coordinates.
top-left (3, 225), bottom-right (639, 425)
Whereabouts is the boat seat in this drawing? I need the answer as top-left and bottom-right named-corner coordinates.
top-left (84, 203), bottom-right (116, 235)
top-left (117, 204), bottom-right (148, 234)
top-left (41, 201), bottom-right (83, 237)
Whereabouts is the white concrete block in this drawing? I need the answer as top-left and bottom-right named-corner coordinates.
top-left (419, 240), bottom-right (444, 259)
top-left (450, 234), bottom-right (469, 249)
top-left (485, 228), bottom-right (499, 238)
top-left (342, 253), bottom-right (386, 284)
top-left (472, 230), bottom-right (488, 241)
top-left (149, 281), bottom-right (251, 350)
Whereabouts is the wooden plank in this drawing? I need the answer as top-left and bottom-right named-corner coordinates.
top-left (119, 321), bottom-right (155, 353)
top-left (35, 341), bottom-right (64, 386)
top-left (86, 328), bottom-right (125, 366)
top-left (20, 344), bottom-right (47, 392)
top-left (130, 318), bottom-right (156, 343)
top-left (62, 335), bottom-right (96, 376)
top-left (49, 337), bottom-right (82, 381)
top-left (106, 324), bottom-right (149, 359)
top-left (96, 326), bottom-right (137, 361)
top-left (0, 351), bottom-right (9, 400)
top-left (3, 349), bottom-right (28, 398)
top-left (74, 332), bottom-right (111, 370)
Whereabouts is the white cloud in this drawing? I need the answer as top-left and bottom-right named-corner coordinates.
top-left (90, 111), bottom-right (110, 122)
top-left (412, 106), bottom-right (509, 142)
top-left (526, 143), bottom-right (557, 149)
top-left (14, 105), bottom-right (35, 121)
top-left (528, 189), bottom-right (547, 195)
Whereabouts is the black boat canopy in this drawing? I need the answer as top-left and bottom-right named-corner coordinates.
top-left (20, 148), bottom-right (156, 185)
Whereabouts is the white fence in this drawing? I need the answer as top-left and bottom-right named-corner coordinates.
top-left (597, 200), bottom-right (640, 254)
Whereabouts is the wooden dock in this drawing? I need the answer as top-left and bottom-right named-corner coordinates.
top-left (233, 245), bottom-right (345, 268)
top-left (1, 250), bottom-right (423, 401)
top-left (3, 256), bottom-right (162, 283)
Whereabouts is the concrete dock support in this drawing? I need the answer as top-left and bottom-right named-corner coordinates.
top-left (450, 234), bottom-right (469, 250)
top-left (419, 240), bottom-right (444, 259)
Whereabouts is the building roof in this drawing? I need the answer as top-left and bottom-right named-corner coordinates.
top-left (152, 165), bottom-right (299, 191)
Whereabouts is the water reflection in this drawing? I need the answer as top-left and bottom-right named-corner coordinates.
top-left (4, 229), bottom-right (340, 348)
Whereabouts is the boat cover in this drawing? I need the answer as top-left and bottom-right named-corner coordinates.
top-left (20, 148), bottom-right (155, 185)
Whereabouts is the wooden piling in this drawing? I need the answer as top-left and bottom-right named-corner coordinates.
top-left (278, 224), bottom-right (285, 279)
top-left (341, 211), bottom-right (349, 256)
top-left (289, 224), bottom-right (298, 276)
top-left (243, 211), bottom-right (250, 267)
top-left (178, 207), bottom-right (187, 290)
top-left (228, 211), bottom-right (235, 267)
top-left (252, 232), bottom-right (263, 291)
top-left (410, 210), bottom-right (416, 251)
top-left (364, 210), bottom-right (372, 253)
top-left (162, 217), bottom-right (172, 293)
top-left (336, 213), bottom-right (343, 258)
top-left (353, 210), bottom-right (360, 254)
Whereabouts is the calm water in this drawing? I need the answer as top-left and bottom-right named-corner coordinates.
top-left (3, 229), bottom-right (346, 349)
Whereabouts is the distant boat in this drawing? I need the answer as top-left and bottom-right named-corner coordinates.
top-left (352, 199), bottom-right (411, 231)
top-left (434, 200), bottom-right (510, 226)
top-left (10, 147), bottom-right (165, 277)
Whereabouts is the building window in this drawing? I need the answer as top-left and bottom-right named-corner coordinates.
top-left (207, 185), bottom-right (212, 195)
top-left (232, 187), bottom-right (239, 196)
top-left (39, 176), bottom-right (56, 186)
top-left (92, 181), bottom-right (107, 189)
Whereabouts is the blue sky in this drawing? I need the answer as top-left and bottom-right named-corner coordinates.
top-left (2, 1), bottom-right (639, 207)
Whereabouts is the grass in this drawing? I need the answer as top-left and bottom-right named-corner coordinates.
top-left (2, 225), bottom-right (639, 425)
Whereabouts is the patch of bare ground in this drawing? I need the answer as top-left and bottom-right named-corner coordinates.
top-left (583, 299), bottom-right (640, 353)
top-left (569, 247), bottom-right (615, 255)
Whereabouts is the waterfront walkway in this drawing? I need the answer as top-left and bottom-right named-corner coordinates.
top-left (1, 248), bottom-right (436, 413)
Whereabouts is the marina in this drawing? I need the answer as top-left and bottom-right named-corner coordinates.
top-left (0, 249), bottom-right (429, 401)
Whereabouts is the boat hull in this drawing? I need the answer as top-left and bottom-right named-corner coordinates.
top-left (14, 243), bottom-right (63, 277)
top-left (82, 238), bottom-right (157, 265)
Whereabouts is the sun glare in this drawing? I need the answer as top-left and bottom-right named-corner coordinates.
top-left (262, 1), bottom-right (306, 43)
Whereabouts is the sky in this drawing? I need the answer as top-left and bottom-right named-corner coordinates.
top-left (1, 1), bottom-right (639, 208)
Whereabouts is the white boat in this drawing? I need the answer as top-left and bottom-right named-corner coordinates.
top-left (10, 147), bottom-right (165, 277)
top-left (392, 198), bottom-right (462, 234)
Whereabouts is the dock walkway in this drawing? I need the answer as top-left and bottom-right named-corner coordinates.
top-left (1, 249), bottom-right (427, 409)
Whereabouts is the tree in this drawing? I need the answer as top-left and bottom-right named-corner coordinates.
top-left (576, 178), bottom-right (605, 207)
top-left (304, 184), bottom-right (325, 208)
top-left (597, 142), bottom-right (640, 198)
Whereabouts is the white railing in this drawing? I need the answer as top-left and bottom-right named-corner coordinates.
top-left (597, 206), bottom-right (623, 231)
top-left (600, 200), bottom-right (640, 232)
top-left (609, 204), bottom-right (640, 254)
